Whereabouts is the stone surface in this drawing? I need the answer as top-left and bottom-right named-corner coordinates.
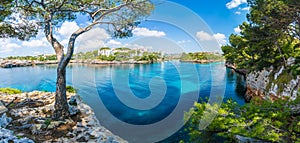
top-left (0, 91), bottom-right (127, 143)
top-left (235, 135), bottom-right (271, 143)
top-left (245, 66), bottom-right (300, 101)
top-left (0, 113), bottom-right (12, 128)
top-left (0, 128), bottom-right (34, 143)
top-left (0, 101), bottom-right (7, 114)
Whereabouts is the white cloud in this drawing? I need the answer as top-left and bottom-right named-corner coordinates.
top-left (132, 27), bottom-right (166, 37)
top-left (196, 31), bottom-right (214, 41)
top-left (6, 43), bottom-right (21, 49)
top-left (124, 43), bottom-right (152, 50)
top-left (22, 39), bottom-right (48, 48)
top-left (76, 27), bottom-right (110, 52)
top-left (226, 0), bottom-right (247, 9)
top-left (240, 7), bottom-right (250, 11)
top-left (106, 39), bottom-right (122, 46)
top-left (196, 31), bottom-right (227, 45)
top-left (177, 40), bottom-right (191, 44)
top-left (33, 51), bottom-right (42, 55)
top-left (0, 39), bottom-right (21, 54)
top-left (58, 21), bottom-right (80, 37)
top-left (234, 26), bottom-right (242, 33)
top-left (235, 11), bottom-right (241, 15)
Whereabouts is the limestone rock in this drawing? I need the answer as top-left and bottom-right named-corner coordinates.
top-left (0, 128), bottom-right (34, 143)
top-left (0, 101), bottom-right (7, 114)
top-left (0, 113), bottom-right (12, 128)
top-left (245, 66), bottom-right (300, 101)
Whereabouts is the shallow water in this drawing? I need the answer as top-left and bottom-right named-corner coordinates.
top-left (0, 62), bottom-right (246, 142)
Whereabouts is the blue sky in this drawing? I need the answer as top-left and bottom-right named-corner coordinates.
top-left (0, 0), bottom-right (249, 57)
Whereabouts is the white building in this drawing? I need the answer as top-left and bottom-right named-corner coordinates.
top-left (99, 49), bottom-right (112, 57)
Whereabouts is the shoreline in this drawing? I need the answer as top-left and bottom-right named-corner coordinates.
top-left (0, 91), bottom-right (127, 142)
top-left (0, 59), bottom-right (227, 68)
top-left (224, 63), bottom-right (248, 76)
top-left (180, 59), bottom-right (225, 64)
top-left (0, 60), bottom-right (151, 68)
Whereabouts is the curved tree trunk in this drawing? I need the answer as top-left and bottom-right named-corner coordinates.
top-left (44, 17), bottom-right (70, 120)
top-left (53, 66), bottom-right (69, 120)
top-left (45, 13), bottom-right (92, 120)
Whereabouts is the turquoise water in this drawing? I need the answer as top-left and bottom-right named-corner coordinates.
top-left (0, 62), bottom-right (246, 142)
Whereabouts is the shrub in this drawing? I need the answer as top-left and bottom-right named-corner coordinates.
top-left (0, 88), bottom-right (22, 94)
top-left (66, 86), bottom-right (77, 93)
top-left (44, 119), bottom-right (51, 126)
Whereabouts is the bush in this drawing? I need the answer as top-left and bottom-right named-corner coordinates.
top-left (184, 97), bottom-right (300, 142)
top-left (66, 86), bottom-right (77, 93)
top-left (0, 88), bottom-right (22, 94)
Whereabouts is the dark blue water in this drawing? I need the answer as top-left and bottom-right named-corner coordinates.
top-left (0, 62), bottom-right (246, 142)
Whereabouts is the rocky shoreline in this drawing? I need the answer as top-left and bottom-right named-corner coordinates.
top-left (224, 63), bottom-right (248, 76)
top-left (180, 59), bottom-right (225, 64)
top-left (0, 91), bottom-right (127, 143)
top-left (224, 62), bottom-right (300, 102)
top-left (0, 60), bottom-right (151, 68)
top-left (245, 66), bottom-right (300, 102)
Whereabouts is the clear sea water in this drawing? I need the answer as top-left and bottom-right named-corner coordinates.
top-left (0, 62), bottom-right (246, 142)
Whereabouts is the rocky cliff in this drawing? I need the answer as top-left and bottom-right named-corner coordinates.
top-left (245, 65), bottom-right (300, 102)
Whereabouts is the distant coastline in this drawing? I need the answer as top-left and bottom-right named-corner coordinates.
top-left (0, 59), bottom-right (227, 68)
top-left (180, 59), bottom-right (225, 64)
top-left (0, 60), bottom-right (153, 68)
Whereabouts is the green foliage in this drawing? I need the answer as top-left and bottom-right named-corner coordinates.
top-left (184, 98), bottom-right (300, 142)
top-left (181, 52), bottom-right (224, 61)
top-left (44, 119), bottom-right (51, 126)
top-left (0, 88), bottom-right (22, 94)
top-left (8, 103), bottom-right (16, 108)
top-left (66, 86), bottom-right (77, 93)
top-left (5, 54), bottom-right (57, 61)
top-left (98, 55), bottom-right (116, 61)
top-left (136, 52), bottom-right (160, 62)
top-left (222, 0), bottom-right (300, 71)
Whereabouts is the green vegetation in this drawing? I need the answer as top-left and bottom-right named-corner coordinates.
top-left (181, 52), bottom-right (224, 61)
top-left (222, 0), bottom-right (300, 71)
top-left (186, 1), bottom-right (300, 142)
top-left (184, 97), bottom-right (300, 142)
top-left (135, 52), bottom-right (160, 63)
top-left (98, 55), bottom-right (116, 61)
top-left (66, 86), bottom-right (77, 93)
top-left (75, 48), bottom-right (162, 62)
top-left (6, 55), bottom-right (57, 61)
top-left (0, 88), bottom-right (22, 94)
top-left (1, 0), bottom-right (154, 120)
top-left (44, 119), bottom-right (51, 126)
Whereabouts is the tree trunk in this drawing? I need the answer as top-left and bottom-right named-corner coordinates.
top-left (53, 66), bottom-right (69, 120)
top-left (44, 15), bottom-right (87, 120)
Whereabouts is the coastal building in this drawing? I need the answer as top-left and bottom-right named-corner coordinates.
top-left (98, 47), bottom-right (150, 57)
top-left (133, 47), bottom-right (149, 56)
top-left (99, 47), bottom-right (112, 57)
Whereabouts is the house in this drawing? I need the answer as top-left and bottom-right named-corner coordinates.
top-left (99, 47), bottom-right (112, 57)
top-left (132, 47), bottom-right (149, 56)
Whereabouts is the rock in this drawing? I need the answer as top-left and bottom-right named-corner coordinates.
top-left (234, 135), bottom-right (271, 143)
top-left (287, 57), bottom-right (295, 66)
top-left (30, 124), bottom-right (43, 134)
top-left (15, 124), bottom-right (33, 130)
top-left (246, 67), bottom-right (300, 101)
top-left (0, 113), bottom-right (12, 128)
top-left (0, 101), bottom-right (8, 114)
top-left (68, 96), bottom-right (77, 106)
top-left (69, 105), bottom-right (79, 116)
top-left (0, 92), bottom-right (128, 143)
top-left (47, 121), bottom-right (60, 129)
top-left (0, 128), bottom-right (34, 143)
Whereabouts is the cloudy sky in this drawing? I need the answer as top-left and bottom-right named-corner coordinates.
top-left (0, 0), bottom-right (248, 57)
